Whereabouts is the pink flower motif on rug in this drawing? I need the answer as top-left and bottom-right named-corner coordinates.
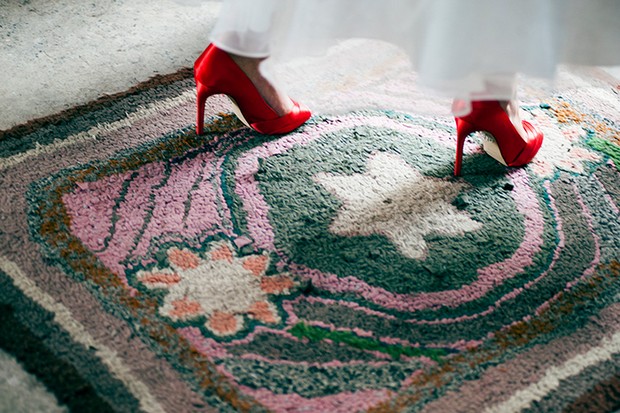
top-left (136, 241), bottom-right (297, 336)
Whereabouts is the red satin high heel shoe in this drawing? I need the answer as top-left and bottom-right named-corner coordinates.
top-left (194, 44), bottom-right (311, 135)
top-left (454, 100), bottom-right (543, 176)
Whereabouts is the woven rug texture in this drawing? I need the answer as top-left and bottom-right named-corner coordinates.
top-left (1, 48), bottom-right (620, 413)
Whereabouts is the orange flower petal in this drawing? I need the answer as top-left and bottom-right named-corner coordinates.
top-left (169, 297), bottom-right (203, 319)
top-left (139, 271), bottom-right (181, 286)
top-left (168, 248), bottom-right (201, 270)
top-left (210, 244), bottom-right (234, 263)
top-left (208, 311), bottom-right (239, 335)
top-left (261, 276), bottom-right (294, 294)
top-left (242, 255), bottom-right (268, 276)
top-left (248, 301), bottom-right (278, 324)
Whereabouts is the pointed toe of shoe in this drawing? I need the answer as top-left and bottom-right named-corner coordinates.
top-left (506, 120), bottom-right (544, 167)
top-left (250, 101), bottom-right (311, 135)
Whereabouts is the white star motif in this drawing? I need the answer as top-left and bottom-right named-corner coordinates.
top-left (314, 152), bottom-right (482, 260)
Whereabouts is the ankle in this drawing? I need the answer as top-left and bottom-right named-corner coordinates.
top-left (228, 54), bottom-right (265, 77)
top-left (500, 100), bottom-right (528, 138)
top-left (226, 52), bottom-right (293, 117)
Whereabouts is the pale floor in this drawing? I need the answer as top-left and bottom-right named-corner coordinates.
top-left (0, 0), bottom-right (222, 130)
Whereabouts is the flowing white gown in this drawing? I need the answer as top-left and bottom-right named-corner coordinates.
top-left (208, 0), bottom-right (620, 103)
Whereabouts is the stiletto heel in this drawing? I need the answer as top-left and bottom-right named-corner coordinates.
top-left (453, 100), bottom-right (543, 176)
top-left (196, 83), bottom-right (210, 136)
top-left (193, 44), bottom-right (311, 135)
top-left (454, 118), bottom-right (477, 177)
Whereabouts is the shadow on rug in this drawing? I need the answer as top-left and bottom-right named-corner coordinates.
top-left (1, 69), bottom-right (619, 413)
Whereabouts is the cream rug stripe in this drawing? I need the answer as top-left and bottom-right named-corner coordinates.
top-left (485, 328), bottom-right (620, 413)
top-left (0, 256), bottom-right (167, 413)
top-left (0, 89), bottom-right (195, 172)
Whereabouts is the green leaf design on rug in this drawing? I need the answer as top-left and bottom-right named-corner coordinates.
top-left (289, 322), bottom-right (449, 362)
